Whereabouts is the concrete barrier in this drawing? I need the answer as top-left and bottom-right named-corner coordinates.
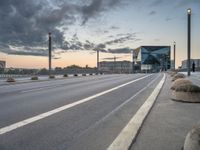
top-left (184, 125), bottom-right (200, 150)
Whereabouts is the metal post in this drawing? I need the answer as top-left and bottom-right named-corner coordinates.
top-left (114, 56), bottom-right (116, 73)
top-left (48, 32), bottom-right (52, 75)
top-left (187, 8), bottom-right (191, 76)
top-left (132, 50), bottom-right (134, 73)
top-left (97, 50), bottom-right (99, 73)
top-left (174, 41), bottom-right (176, 70)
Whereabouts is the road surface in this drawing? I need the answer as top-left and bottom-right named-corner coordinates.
top-left (0, 73), bottom-right (163, 150)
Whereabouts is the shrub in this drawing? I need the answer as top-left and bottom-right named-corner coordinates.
top-left (6, 77), bottom-right (15, 82)
top-left (171, 79), bottom-right (192, 90)
top-left (74, 74), bottom-right (78, 77)
top-left (172, 73), bottom-right (185, 82)
top-left (31, 76), bottom-right (38, 80)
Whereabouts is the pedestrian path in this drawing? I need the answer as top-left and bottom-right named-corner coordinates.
top-left (130, 74), bottom-right (200, 150)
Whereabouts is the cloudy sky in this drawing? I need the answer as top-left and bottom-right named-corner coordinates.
top-left (0, 0), bottom-right (200, 68)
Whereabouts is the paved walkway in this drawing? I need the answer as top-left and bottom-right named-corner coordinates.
top-left (181, 71), bottom-right (200, 86)
top-left (131, 73), bottom-right (200, 150)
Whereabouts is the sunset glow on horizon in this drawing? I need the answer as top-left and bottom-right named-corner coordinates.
top-left (0, 0), bottom-right (200, 69)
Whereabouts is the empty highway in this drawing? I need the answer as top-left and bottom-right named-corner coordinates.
top-left (0, 73), bottom-right (164, 150)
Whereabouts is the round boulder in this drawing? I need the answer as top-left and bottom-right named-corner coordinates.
top-left (184, 125), bottom-right (200, 150)
top-left (171, 84), bottom-right (200, 103)
top-left (49, 75), bottom-right (55, 79)
top-left (171, 78), bottom-right (192, 90)
top-left (172, 73), bottom-right (185, 82)
top-left (170, 71), bottom-right (177, 77)
top-left (31, 76), bottom-right (38, 80)
top-left (6, 77), bottom-right (16, 82)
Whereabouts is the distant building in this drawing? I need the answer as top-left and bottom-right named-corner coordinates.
top-left (0, 60), bottom-right (6, 69)
top-left (99, 61), bottom-right (132, 73)
top-left (133, 46), bottom-right (171, 72)
top-left (181, 59), bottom-right (200, 69)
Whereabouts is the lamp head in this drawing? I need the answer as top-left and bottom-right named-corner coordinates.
top-left (187, 8), bottom-right (191, 14)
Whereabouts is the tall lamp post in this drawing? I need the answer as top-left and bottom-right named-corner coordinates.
top-left (97, 50), bottom-right (99, 73)
top-left (132, 50), bottom-right (135, 73)
top-left (173, 41), bottom-right (176, 70)
top-left (187, 8), bottom-right (191, 76)
top-left (48, 32), bottom-right (52, 76)
top-left (114, 56), bottom-right (116, 73)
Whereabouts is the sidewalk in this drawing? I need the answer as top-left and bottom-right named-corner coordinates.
top-left (188, 73), bottom-right (200, 86)
top-left (130, 74), bottom-right (200, 150)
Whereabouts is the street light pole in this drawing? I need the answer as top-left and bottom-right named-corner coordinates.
top-left (187, 8), bottom-right (191, 76)
top-left (132, 50), bottom-right (135, 73)
top-left (97, 50), bottom-right (99, 73)
top-left (114, 56), bottom-right (116, 73)
top-left (48, 32), bottom-right (52, 76)
top-left (174, 41), bottom-right (176, 70)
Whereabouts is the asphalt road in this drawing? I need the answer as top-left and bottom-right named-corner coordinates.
top-left (0, 73), bottom-right (163, 150)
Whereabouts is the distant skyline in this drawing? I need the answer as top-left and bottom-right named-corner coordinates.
top-left (0, 0), bottom-right (200, 68)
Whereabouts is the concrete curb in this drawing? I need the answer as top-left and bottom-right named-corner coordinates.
top-left (107, 74), bottom-right (166, 150)
top-left (184, 125), bottom-right (200, 150)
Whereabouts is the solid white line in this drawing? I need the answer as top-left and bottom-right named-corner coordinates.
top-left (21, 87), bottom-right (47, 93)
top-left (107, 74), bottom-right (166, 150)
top-left (0, 74), bottom-right (152, 135)
top-left (77, 74), bottom-right (161, 138)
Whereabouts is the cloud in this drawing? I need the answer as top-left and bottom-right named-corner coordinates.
top-left (150, 0), bottom-right (163, 6)
top-left (110, 26), bottom-right (119, 30)
top-left (108, 47), bottom-right (133, 54)
top-left (176, 0), bottom-right (200, 7)
top-left (149, 11), bottom-right (156, 15)
top-left (103, 56), bottom-right (122, 60)
top-left (165, 17), bottom-right (173, 21)
top-left (93, 43), bottom-right (107, 52)
top-left (105, 33), bottom-right (137, 45)
top-left (0, 0), bottom-right (123, 56)
top-left (59, 32), bottom-right (138, 54)
top-left (81, 0), bottom-right (121, 25)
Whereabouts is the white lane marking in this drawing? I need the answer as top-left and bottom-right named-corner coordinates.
top-left (77, 74), bottom-right (161, 138)
top-left (20, 87), bottom-right (48, 93)
top-left (107, 74), bottom-right (166, 150)
top-left (20, 75), bottom-right (128, 93)
top-left (0, 74), bottom-right (152, 135)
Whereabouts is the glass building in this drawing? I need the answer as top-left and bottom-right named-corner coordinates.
top-left (133, 46), bottom-right (171, 72)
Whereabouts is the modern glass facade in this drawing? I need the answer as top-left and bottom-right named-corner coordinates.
top-left (133, 46), bottom-right (171, 72)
